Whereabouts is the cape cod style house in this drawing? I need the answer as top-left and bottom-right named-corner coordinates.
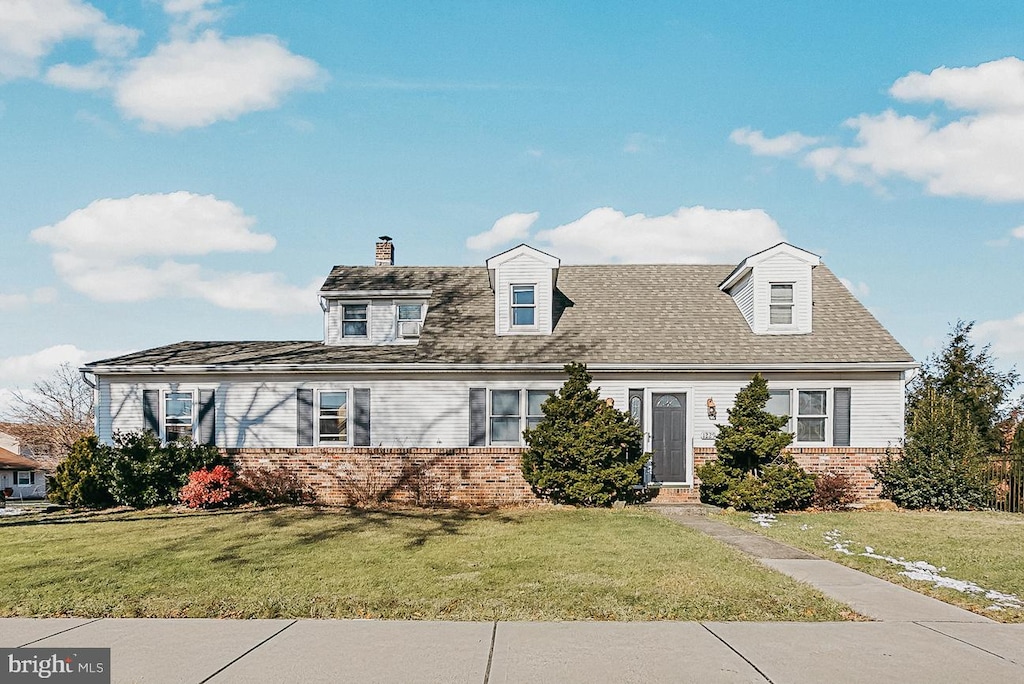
top-left (84, 238), bottom-right (916, 505)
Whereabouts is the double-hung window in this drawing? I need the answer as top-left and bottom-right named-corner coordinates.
top-left (769, 283), bottom-right (794, 326)
top-left (511, 285), bottom-right (536, 327)
top-left (490, 390), bottom-right (521, 443)
top-left (526, 390), bottom-right (550, 431)
top-left (16, 471), bottom-right (31, 486)
top-left (397, 303), bottom-right (423, 338)
top-left (164, 391), bottom-right (195, 442)
top-left (797, 390), bottom-right (827, 443)
top-left (342, 304), bottom-right (368, 338)
top-left (766, 389), bottom-right (793, 432)
top-left (318, 391), bottom-right (348, 443)
top-left (487, 389), bottom-right (554, 444)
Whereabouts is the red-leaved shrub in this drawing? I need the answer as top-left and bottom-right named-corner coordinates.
top-left (234, 467), bottom-right (315, 505)
top-left (179, 465), bottom-right (235, 509)
top-left (813, 471), bottom-right (858, 511)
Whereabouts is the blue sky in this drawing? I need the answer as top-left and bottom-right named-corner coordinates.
top-left (3, 0), bottom-right (1024, 409)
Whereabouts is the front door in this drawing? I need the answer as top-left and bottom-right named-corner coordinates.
top-left (652, 393), bottom-right (687, 482)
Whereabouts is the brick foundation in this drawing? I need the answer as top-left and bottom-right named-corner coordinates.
top-left (224, 445), bottom-right (894, 508)
top-left (225, 447), bottom-right (536, 507)
top-left (649, 447), bottom-right (893, 505)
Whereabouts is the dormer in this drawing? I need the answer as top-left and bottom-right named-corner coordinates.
top-left (486, 244), bottom-right (560, 336)
top-left (319, 237), bottom-right (431, 346)
top-left (719, 242), bottom-right (820, 335)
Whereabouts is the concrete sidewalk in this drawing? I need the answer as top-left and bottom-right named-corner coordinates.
top-left (656, 507), bottom-right (993, 623)
top-left (2, 617), bottom-right (1023, 683)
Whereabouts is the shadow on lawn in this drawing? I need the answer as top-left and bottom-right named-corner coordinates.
top-left (1, 505), bottom-right (525, 560)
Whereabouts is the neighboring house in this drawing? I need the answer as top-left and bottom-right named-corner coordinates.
top-left (84, 239), bottom-right (916, 505)
top-left (0, 440), bottom-right (47, 500)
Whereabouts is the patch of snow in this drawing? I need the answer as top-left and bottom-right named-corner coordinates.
top-left (0, 508), bottom-right (26, 516)
top-left (821, 530), bottom-right (1024, 611)
top-left (800, 524), bottom-right (812, 531)
top-left (750, 513), bottom-right (776, 528)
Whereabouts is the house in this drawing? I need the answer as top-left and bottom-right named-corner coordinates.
top-left (0, 433), bottom-right (48, 500)
top-left (84, 238), bottom-right (916, 506)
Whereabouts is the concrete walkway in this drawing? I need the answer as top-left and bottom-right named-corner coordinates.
top-left (656, 507), bottom-right (993, 623)
top-left (2, 617), bottom-right (1023, 682)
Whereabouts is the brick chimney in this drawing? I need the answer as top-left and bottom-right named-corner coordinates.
top-left (375, 236), bottom-right (394, 266)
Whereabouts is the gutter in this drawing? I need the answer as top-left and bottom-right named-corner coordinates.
top-left (83, 360), bottom-right (920, 375)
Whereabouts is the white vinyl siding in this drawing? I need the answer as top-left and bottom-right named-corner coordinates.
top-left (730, 273), bottom-right (755, 329)
top-left (98, 371), bottom-right (905, 450)
top-left (325, 299), bottom-right (424, 346)
top-left (750, 252), bottom-right (813, 335)
top-left (493, 252), bottom-right (554, 336)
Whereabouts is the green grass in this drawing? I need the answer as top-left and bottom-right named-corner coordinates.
top-left (0, 506), bottom-right (852, 621)
top-left (720, 510), bottom-right (1024, 622)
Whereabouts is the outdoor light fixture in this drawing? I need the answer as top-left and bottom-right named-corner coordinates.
top-left (706, 398), bottom-right (717, 420)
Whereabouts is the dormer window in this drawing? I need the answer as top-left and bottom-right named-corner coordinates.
top-left (397, 303), bottom-right (424, 338)
top-left (511, 285), bottom-right (536, 326)
top-left (769, 283), bottom-right (794, 326)
top-left (342, 304), bottom-right (368, 337)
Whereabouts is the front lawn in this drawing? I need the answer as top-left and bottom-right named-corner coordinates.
top-left (721, 510), bottom-right (1024, 622)
top-left (0, 506), bottom-right (852, 621)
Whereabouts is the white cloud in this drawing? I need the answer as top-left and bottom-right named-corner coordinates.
top-left (839, 277), bottom-right (870, 299)
top-left (1012, 225), bottom-right (1024, 239)
top-left (974, 314), bottom-right (1024, 367)
top-left (32, 191), bottom-right (275, 257)
top-left (0, 287), bottom-right (57, 310)
top-left (531, 206), bottom-right (784, 264)
top-left (0, 343), bottom-right (124, 417)
top-left (31, 192), bottom-right (317, 315)
top-left (162, 0), bottom-right (224, 38)
top-left (890, 58), bottom-right (1024, 112)
top-left (729, 128), bottom-right (822, 156)
top-left (466, 212), bottom-right (539, 252)
top-left (44, 60), bottom-right (112, 90)
top-left (115, 31), bottom-right (323, 130)
top-left (789, 58), bottom-right (1024, 202)
top-left (0, 0), bottom-right (138, 80)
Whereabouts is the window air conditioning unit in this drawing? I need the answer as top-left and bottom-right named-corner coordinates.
top-left (399, 321), bottom-right (422, 338)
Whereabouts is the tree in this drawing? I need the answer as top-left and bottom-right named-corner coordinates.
top-left (47, 435), bottom-right (115, 508)
top-left (2, 363), bottom-right (95, 468)
top-left (696, 374), bottom-right (815, 512)
top-left (520, 363), bottom-right (648, 506)
top-left (872, 387), bottom-right (991, 509)
top-left (106, 431), bottom-right (227, 508)
top-left (711, 373), bottom-right (793, 475)
top-left (909, 321), bottom-right (1017, 453)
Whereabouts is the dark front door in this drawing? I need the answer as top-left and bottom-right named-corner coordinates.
top-left (652, 393), bottom-right (687, 482)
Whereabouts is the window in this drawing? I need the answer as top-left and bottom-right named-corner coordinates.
top-left (318, 391), bottom-right (348, 443)
top-left (526, 390), bottom-right (552, 431)
top-left (766, 389), bottom-right (792, 431)
top-left (769, 283), bottom-right (794, 325)
top-left (485, 389), bottom-right (555, 443)
top-left (164, 391), bottom-right (194, 442)
top-left (511, 285), bottom-right (536, 326)
top-left (398, 304), bottom-right (422, 321)
top-left (490, 390), bottom-right (521, 443)
top-left (342, 304), bottom-right (367, 337)
top-left (797, 390), bottom-right (827, 442)
top-left (16, 471), bottom-right (31, 486)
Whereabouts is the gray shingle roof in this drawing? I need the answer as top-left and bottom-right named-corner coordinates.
top-left (87, 263), bottom-right (914, 369)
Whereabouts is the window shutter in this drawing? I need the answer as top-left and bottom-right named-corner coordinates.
top-left (834, 388), bottom-right (851, 447)
top-left (353, 388), bottom-right (371, 446)
top-left (198, 390), bottom-right (216, 446)
top-left (143, 390), bottom-right (160, 435)
top-left (469, 388), bottom-right (486, 446)
top-left (296, 389), bottom-right (314, 446)
top-left (30, 471), bottom-right (35, 485)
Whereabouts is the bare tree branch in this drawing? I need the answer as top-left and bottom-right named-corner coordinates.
top-left (0, 363), bottom-right (94, 468)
